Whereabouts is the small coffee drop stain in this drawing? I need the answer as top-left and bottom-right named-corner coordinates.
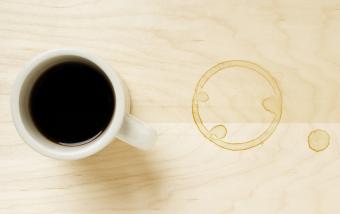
top-left (262, 96), bottom-right (279, 114)
top-left (308, 129), bottom-right (330, 152)
top-left (209, 125), bottom-right (227, 139)
top-left (198, 91), bottom-right (209, 102)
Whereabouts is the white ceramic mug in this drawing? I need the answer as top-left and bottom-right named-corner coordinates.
top-left (11, 49), bottom-right (157, 160)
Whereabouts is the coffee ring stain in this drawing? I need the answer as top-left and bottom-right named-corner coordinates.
top-left (192, 60), bottom-right (282, 151)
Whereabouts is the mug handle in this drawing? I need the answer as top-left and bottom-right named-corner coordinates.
top-left (116, 114), bottom-right (157, 150)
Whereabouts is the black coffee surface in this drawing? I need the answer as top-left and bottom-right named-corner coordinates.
top-left (29, 62), bottom-right (114, 145)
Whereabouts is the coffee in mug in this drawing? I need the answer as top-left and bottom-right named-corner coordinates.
top-left (11, 49), bottom-right (156, 160)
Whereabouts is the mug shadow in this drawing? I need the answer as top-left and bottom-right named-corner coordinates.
top-left (67, 140), bottom-right (163, 207)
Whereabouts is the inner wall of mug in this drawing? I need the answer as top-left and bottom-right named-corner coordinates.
top-left (19, 55), bottom-right (116, 150)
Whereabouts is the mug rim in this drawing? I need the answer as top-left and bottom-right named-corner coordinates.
top-left (11, 48), bottom-right (127, 160)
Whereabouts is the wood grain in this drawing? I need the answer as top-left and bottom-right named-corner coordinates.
top-left (1, 0), bottom-right (340, 213)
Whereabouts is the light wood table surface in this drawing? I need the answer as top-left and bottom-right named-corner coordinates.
top-left (1, 0), bottom-right (340, 213)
